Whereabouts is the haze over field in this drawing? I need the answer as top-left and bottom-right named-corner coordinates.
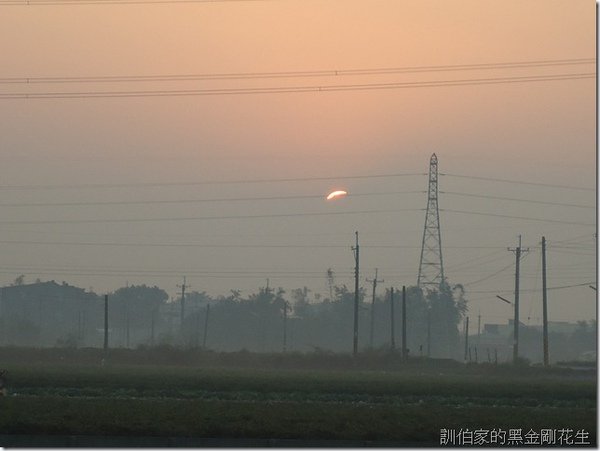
top-left (0, 0), bottom-right (595, 329)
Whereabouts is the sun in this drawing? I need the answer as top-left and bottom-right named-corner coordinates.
top-left (326, 190), bottom-right (348, 201)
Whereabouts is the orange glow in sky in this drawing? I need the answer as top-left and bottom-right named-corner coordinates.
top-left (0, 0), bottom-right (594, 323)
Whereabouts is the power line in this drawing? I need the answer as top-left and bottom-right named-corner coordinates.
top-left (440, 173), bottom-right (594, 192)
top-left (0, 190), bottom-right (424, 208)
top-left (1, 58), bottom-right (594, 84)
top-left (462, 258), bottom-right (528, 287)
top-left (445, 250), bottom-right (508, 271)
top-left (0, 72), bottom-right (594, 99)
top-left (0, 238), bottom-right (510, 249)
top-left (0, 172), bottom-right (424, 191)
top-left (441, 191), bottom-right (594, 209)
top-left (546, 248), bottom-right (595, 256)
top-left (0, 207), bottom-right (424, 225)
top-left (0, 265), bottom-right (350, 276)
top-left (0, 0), bottom-right (271, 4)
top-left (467, 281), bottom-right (595, 294)
top-left (1, 206), bottom-right (589, 226)
top-left (0, 188), bottom-right (589, 212)
top-left (441, 208), bottom-right (594, 226)
top-left (0, 240), bottom-right (350, 248)
top-left (549, 233), bottom-right (596, 245)
top-left (0, 170), bottom-right (591, 196)
top-left (0, 270), bottom-right (351, 280)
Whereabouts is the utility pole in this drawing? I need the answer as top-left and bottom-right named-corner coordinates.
top-left (352, 231), bottom-right (360, 356)
top-left (401, 285), bottom-right (407, 362)
top-left (426, 308), bottom-right (431, 357)
top-left (81, 310), bottom-right (86, 345)
top-left (390, 287), bottom-right (395, 350)
top-left (177, 276), bottom-right (189, 332)
top-left (194, 308), bottom-right (201, 348)
top-left (103, 294), bottom-right (109, 354)
top-left (464, 316), bottom-right (469, 362)
top-left (477, 310), bottom-right (481, 346)
top-left (282, 301), bottom-right (288, 353)
top-left (150, 307), bottom-right (156, 346)
top-left (366, 268), bottom-right (384, 348)
top-left (508, 235), bottom-right (529, 364)
top-left (541, 236), bottom-right (549, 367)
top-left (326, 268), bottom-right (335, 302)
top-left (125, 305), bottom-right (130, 348)
top-left (202, 304), bottom-right (210, 348)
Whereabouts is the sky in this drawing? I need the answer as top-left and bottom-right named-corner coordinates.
top-left (0, 0), bottom-right (596, 327)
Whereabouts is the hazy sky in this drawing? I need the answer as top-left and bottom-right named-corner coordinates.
top-left (0, 0), bottom-right (595, 326)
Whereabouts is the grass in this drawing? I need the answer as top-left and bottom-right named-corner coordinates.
top-left (0, 348), bottom-right (595, 444)
top-left (3, 363), bottom-right (595, 404)
top-left (0, 396), bottom-right (595, 443)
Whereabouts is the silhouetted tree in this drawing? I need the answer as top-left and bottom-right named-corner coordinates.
top-left (426, 282), bottom-right (468, 359)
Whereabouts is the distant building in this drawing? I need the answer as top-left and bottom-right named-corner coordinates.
top-left (474, 319), bottom-right (595, 364)
top-left (0, 281), bottom-right (100, 347)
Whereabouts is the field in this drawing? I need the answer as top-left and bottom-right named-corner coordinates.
top-left (0, 348), bottom-right (596, 446)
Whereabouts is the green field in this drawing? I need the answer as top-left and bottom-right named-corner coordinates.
top-left (0, 349), bottom-right (596, 446)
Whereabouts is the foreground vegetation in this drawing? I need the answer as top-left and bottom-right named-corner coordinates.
top-left (0, 347), bottom-right (596, 445)
top-left (0, 396), bottom-right (594, 443)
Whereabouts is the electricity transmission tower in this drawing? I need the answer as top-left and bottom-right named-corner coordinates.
top-left (417, 153), bottom-right (445, 289)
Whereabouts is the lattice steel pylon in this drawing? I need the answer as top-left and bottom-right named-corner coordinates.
top-left (417, 153), bottom-right (445, 289)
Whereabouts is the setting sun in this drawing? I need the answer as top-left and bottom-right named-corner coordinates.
top-left (326, 190), bottom-right (348, 201)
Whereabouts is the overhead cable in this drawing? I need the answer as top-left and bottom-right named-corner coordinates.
top-left (1, 72), bottom-right (594, 99)
top-left (0, 58), bottom-right (594, 84)
top-left (440, 173), bottom-right (594, 191)
top-left (0, 172), bottom-right (425, 191)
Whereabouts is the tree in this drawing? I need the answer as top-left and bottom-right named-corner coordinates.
top-left (291, 287), bottom-right (311, 318)
top-left (426, 282), bottom-right (468, 359)
top-left (112, 285), bottom-right (169, 347)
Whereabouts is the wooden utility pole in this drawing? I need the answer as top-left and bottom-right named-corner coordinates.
top-left (125, 307), bottom-right (130, 348)
top-left (327, 268), bottom-right (335, 302)
top-left (103, 294), bottom-right (109, 354)
top-left (366, 269), bottom-right (384, 348)
top-left (541, 236), bottom-right (549, 367)
top-left (464, 316), bottom-right (469, 362)
top-left (401, 285), bottom-right (407, 361)
top-left (77, 311), bottom-right (82, 341)
top-left (426, 308), bottom-right (431, 357)
top-left (194, 308), bottom-right (201, 348)
top-left (352, 231), bottom-right (360, 356)
top-left (177, 276), bottom-right (188, 331)
top-left (508, 235), bottom-right (529, 364)
top-left (477, 310), bottom-right (481, 346)
top-left (390, 287), bottom-right (395, 350)
top-left (202, 304), bottom-right (210, 348)
top-left (282, 301), bottom-right (288, 353)
top-left (150, 307), bottom-right (156, 346)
